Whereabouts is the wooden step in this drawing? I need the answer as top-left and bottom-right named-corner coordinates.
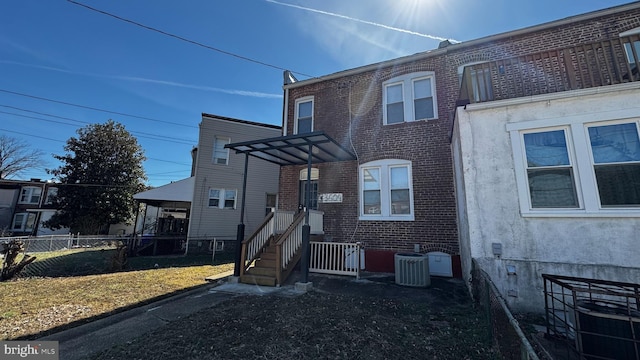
top-left (259, 251), bottom-right (276, 260)
top-left (246, 266), bottom-right (276, 277)
top-left (255, 258), bottom-right (276, 268)
top-left (240, 274), bottom-right (276, 286)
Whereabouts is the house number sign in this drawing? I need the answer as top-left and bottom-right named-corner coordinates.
top-left (318, 193), bottom-right (343, 203)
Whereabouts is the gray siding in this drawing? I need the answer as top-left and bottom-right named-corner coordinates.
top-left (189, 116), bottom-right (281, 240)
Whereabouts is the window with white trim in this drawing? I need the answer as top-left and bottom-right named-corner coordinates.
top-left (522, 129), bottom-right (579, 208)
top-left (511, 119), bottom-right (640, 215)
top-left (12, 212), bottom-right (36, 232)
top-left (19, 186), bottom-right (42, 204)
top-left (213, 136), bottom-right (230, 165)
top-left (295, 97), bottom-right (313, 134)
top-left (359, 159), bottom-right (414, 220)
top-left (587, 122), bottom-right (640, 206)
top-left (383, 72), bottom-right (437, 125)
top-left (208, 188), bottom-right (237, 209)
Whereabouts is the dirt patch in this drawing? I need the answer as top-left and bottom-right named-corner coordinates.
top-left (93, 275), bottom-right (498, 360)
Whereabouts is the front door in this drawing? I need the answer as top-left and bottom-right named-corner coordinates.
top-left (299, 180), bottom-right (318, 210)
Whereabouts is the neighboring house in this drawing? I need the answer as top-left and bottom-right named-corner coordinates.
top-left (131, 114), bottom-right (281, 255)
top-left (230, 3), bottom-right (640, 298)
top-left (0, 178), bottom-right (69, 236)
top-left (451, 4), bottom-right (640, 312)
top-left (187, 114), bottom-right (281, 253)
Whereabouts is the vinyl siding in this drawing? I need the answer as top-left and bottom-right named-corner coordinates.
top-left (189, 115), bottom-right (281, 240)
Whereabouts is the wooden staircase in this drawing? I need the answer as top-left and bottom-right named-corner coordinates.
top-left (240, 239), bottom-right (280, 286)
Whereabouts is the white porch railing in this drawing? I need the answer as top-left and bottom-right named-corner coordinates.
top-left (309, 241), bottom-right (363, 278)
top-left (275, 212), bottom-right (305, 284)
top-left (274, 211), bottom-right (295, 234)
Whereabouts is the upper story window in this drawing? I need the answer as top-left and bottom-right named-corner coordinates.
top-left (295, 97), bottom-right (314, 134)
top-left (458, 63), bottom-right (493, 103)
top-left (383, 72), bottom-right (437, 125)
top-left (19, 186), bottom-right (42, 204)
top-left (45, 187), bottom-right (58, 205)
top-left (510, 119), bottom-right (640, 215)
top-left (359, 159), bottom-right (414, 221)
top-left (208, 188), bottom-right (237, 209)
top-left (213, 136), bottom-right (230, 165)
top-left (620, 27), bottom-right (640, 78)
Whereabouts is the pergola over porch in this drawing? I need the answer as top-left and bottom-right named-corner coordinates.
top-left (225, 131), bottom-right (356, 283)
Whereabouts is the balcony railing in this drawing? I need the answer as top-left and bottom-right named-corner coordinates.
top-left (459, 34), bottom-right (640, 105)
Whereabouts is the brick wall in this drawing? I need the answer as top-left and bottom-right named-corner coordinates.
top-left (279, 6), bottom-right (640, 259)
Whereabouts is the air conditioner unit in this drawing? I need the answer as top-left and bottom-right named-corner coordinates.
top-left (395, 253), bottom-right (430, 287)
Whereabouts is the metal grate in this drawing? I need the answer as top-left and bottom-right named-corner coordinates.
top-left (394, 253), bottom-right (430, 287)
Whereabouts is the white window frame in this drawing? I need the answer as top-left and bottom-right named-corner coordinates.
top-left (19, 186), bottom-right (42, 204)
top-left (509, 117), bottom-right (640, 217)
top-left (208, 188), bottom-right (237, 209)
top-left (359, 159), bottom-right (414, 221)
top-left (294, 96), bottom-right (314, 134)
top-left (12, 212), bottom-right (36, 232)
top-left (383, 71), bottom-right (437, 125)
top-left (213, 136), bottom-right (230, 165)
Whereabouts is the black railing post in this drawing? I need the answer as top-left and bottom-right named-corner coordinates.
top-left (300, 143), bottom-right (313, 283)
top-left (234, 153), bottom-right (250, 277)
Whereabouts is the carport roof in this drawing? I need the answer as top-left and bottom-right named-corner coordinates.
top-left (224, 131), bottom-right (356, 166)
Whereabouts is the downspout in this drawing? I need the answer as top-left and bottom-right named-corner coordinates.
top-left (282, 85), bottom-right (289, 136)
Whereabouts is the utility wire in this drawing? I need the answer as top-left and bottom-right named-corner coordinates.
top-left (0, 106), bottom-right (196, 145)
top-left (0, 127), bottom-right (191, 166)
top-left (0, 88), bottom-right (197, 129)
top-left (66, 0), bottom-right (315, 79)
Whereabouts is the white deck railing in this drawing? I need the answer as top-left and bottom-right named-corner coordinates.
top-left (309, 241), bottom-right (362, 278)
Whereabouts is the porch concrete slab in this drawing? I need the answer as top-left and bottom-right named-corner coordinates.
top-left (209, 282), bottom-right (288, 296)
top-left (295, 281), bottom-right (313, 292)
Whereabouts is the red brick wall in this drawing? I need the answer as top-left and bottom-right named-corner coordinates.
top-left (278, 7), bottom-right (640, 269)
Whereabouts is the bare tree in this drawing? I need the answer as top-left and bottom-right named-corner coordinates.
top-left (0, 135), bottom-right (45, 179)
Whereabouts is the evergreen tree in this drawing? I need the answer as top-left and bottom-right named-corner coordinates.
top-left (45, 120), bottom-right (147, 234)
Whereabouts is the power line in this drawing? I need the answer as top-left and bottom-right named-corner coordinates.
top-left (0, 127), bottom-right (191, 166)
top-left (0, 106), bottom-right (196, 145)
top-left (66, 0), bottom-right (315, 79)
top-left (0, 88), bottom-right (197, 129)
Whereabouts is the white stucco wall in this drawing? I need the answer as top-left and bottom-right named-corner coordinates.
top-left (454, 83), bottom-right (640, 313)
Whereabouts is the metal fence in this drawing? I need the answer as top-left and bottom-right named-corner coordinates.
top-left (0, 234), bottom-right (125, 253)
top-left (471, 260), bottom-right (542, 360)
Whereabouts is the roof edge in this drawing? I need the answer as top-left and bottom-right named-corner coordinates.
top-left (201, 113), bottom-right (282, 130)
top-left (284, 1), bottom-right (640, 89)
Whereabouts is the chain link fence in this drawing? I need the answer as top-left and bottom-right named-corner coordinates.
top-left (471, 259), bottom-right (543, 360)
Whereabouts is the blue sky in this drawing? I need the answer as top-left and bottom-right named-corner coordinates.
top-left (0, 0), bottom-right (631, 187)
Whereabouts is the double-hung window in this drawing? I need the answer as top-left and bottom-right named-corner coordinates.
top-left (383, 72), bottom-right (437, 125)
top-left (12, 212), bottom-right (36, 232)
top-left (360, 159), bottom-right (414, 220)
top-left (208, 188), bottom-right (237, 209)
top-left (587, 122), bottom-right (640, 206)
top-left (213, 136), bottom-right (230, 165)
top-left (511, 118), bottom-right (640, 215)
top-left (295, 97), bottom-right (314, 134)
top-left (522, 129), bottom-right (579, 208)
top-left (19, 186), bottom-right (42, 204)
